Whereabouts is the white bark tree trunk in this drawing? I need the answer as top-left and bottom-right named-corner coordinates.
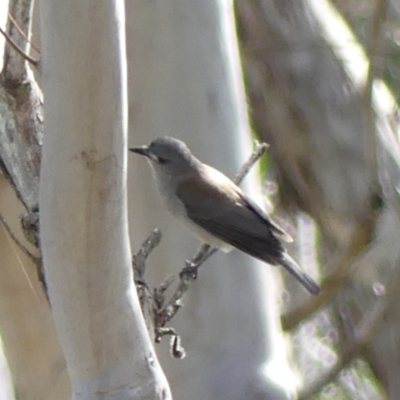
top-left (39, 1), bottom-right (171, 399)
top-left (126, 1), bottom-right (295, 399)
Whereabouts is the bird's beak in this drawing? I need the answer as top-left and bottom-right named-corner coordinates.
top-left (129, 146), bottom-right (150, 157)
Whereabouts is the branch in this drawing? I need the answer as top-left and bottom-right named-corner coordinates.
top-left (298, 342), bottom-right (361, 400)
top-left (0, 26), bottom-right (38, 67)
top-left (132, 229), bottom-right (162, 339)
top-left (281, 214), bottom-right (377, 331)
top-left (0, 214), bottom-right (45, 296)
top-left (8, 12), bottom-right (41, 53)
top-left (133, 228), bottom-right (162, 280)
top-left (2, 0), bottom-right (38, 83)
top-left (362, 0), bottom-right (388, 178)
top-left (299, 256), bottom-right (400, 399)
top-left (362, 0), bottom-right (388, 188)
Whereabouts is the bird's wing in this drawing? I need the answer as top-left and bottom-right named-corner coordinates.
top-left (177, 165), bottom-right (321, 295)
top-left (238, 194), bottom-right (293, 242)
top-left (176, 165), bottom-right (286, 263)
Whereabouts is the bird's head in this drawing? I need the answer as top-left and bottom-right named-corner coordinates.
top-left (130, 137), bottom-right (199, 180)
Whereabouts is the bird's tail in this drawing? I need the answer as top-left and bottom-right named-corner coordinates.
top-left (278, 253), bottom-right (320, 295)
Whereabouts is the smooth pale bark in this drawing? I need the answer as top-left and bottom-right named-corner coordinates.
top-left (0, 337), bottom-right (14, 400)
top-left (0, 1), bottom-right (7, 71)
top-left (39, 1), bottom-right (171, 399)
top-left (0, 188), bottom-right (15, 399)
top-left (127, 1), bottom-right (295, 399)
top-left (0, 343), bottom-right (14, 400)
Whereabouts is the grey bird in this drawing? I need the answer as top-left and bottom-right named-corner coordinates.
top-left (130, 137), bottom-right (320, 295)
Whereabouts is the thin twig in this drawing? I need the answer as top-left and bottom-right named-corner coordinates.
top-left (299, 257), bottom-right (400, 399)
top-left (132, 229), bottom-right (162, 338)
top-left (232, 141), bottom-right (269, 185)
top-left (0, 214), bottom-right (46, 299)
top-left (133, 228), bottom-right (162, 280)
top-left (0, 26), bottom-right (38, 66)
top-left (0, 214), bottom-right (39, 266)
top-left (362, 0), bottom-right (388, 186)
top-left (8, 12), bottom-right (41, 54)
top-left (281, 215), bottom-right (377, 331)
top-left (298, 342), bottom-right (361, 400)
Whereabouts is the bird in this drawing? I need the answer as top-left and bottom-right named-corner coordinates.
top-left (130, 137), bottom-right (320, 295)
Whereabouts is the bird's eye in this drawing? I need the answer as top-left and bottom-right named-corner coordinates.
top-left (157, 157), bottom-right (169, 164)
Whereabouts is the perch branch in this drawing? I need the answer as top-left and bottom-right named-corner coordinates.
top-left (0, 26), bottom-right (38, 66)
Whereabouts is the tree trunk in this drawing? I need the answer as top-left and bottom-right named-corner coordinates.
top-left (126, 1), bottom-right (296, 399)
top-left (237, 0), bottom-right (400, 397)
top-left (0, 1), bottom-right (68, 398)
top-left (39, 1), bottom-right (171, 399)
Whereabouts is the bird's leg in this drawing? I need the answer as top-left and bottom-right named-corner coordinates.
top-left (188, 246), bottom-right (218, 268)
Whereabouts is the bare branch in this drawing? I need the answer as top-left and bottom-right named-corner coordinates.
top-left (232, 141), bottom-right (269, 185)
top-left (0, 26), bottom-right (38, 67)
top-left (0, 214), bottom-right (38, 264)
top-left (3, 0), bottom-right (38, 81)
top-left (8, 12), bottom-right (40, 54)
top-left (299, 256), bottom-right (400, 399)
top-left (0, 214), bottom-right (45, 297)
top-left (362, 0), bottom-right (388, 188)
top-left (281, 215), bottom-right (377, 331)
top-left (133, 228), bottom-right (162, 280)
top-left (298, 342), bottom-right (361, 400)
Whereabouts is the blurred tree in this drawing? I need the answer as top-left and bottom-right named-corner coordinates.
top-left (126, 1), bottom-right (296, 399)
top-left (236, 0), bottom-right (399, 398)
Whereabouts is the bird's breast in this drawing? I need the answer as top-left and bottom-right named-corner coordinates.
top-left (152, 168), bottom-right (186, 217)
top-left (152, 169), bottom-right (232, 251)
